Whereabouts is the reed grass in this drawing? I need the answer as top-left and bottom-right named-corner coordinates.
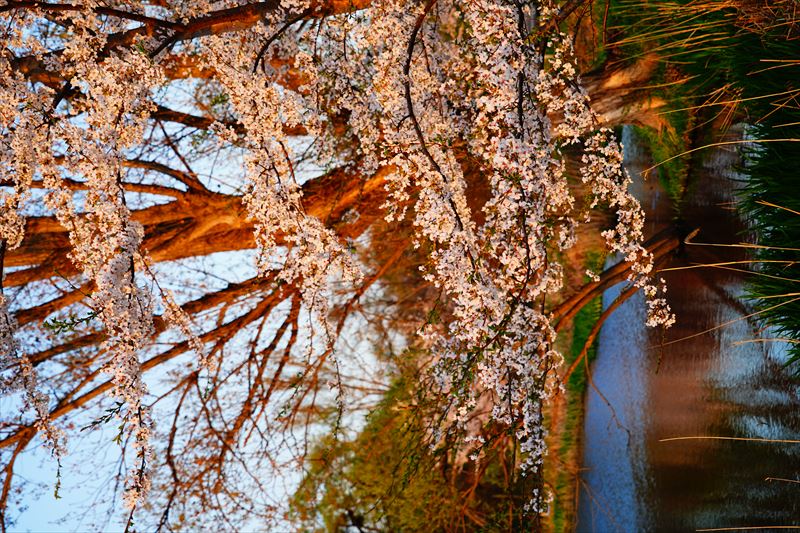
top-left (607, 0), bottom-right (800, 367)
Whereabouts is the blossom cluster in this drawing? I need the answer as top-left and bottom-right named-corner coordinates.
top-left (208, 30), bottom-right (363, 337)
top-left (1, 6), bottom-right (164, 507)
top-left (306, 0), bottom-right (674, 510)
top-left (1, 295), bottom-right (67, 459)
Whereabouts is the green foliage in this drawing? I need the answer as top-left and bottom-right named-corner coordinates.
top-left (53, 458), bottom-right (63, 500)
top-left (289, 358), bottom-right (537, 532)
top-left (43, 311), bottom-right (97, 335)
top-left (289, 370), bottom-right (460, 531)
top-left (632, 123), bottom-right (689, 205)
top-left (80, 401), bottom-right (126, 441)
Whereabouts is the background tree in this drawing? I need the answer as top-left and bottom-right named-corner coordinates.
top-left (0, 0), bottom-right (679, 529)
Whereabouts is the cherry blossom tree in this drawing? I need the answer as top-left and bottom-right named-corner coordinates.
top-left (0, 0), bottom-right (676, 529)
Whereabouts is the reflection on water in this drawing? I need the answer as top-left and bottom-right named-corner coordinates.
top-left (577, 127), bottom-right (800, 532)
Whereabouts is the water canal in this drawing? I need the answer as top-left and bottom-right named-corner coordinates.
top-left (577, 127), bottom-right (800, 532)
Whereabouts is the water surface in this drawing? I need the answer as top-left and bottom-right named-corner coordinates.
top-left (577, 128), bottom-right (800, 532)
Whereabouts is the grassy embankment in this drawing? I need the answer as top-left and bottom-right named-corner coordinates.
top-left (544, 254), bottom-right (603, 533)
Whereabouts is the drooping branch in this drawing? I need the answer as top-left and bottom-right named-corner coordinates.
top-left (552, 226), bottom-right (691, 331)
